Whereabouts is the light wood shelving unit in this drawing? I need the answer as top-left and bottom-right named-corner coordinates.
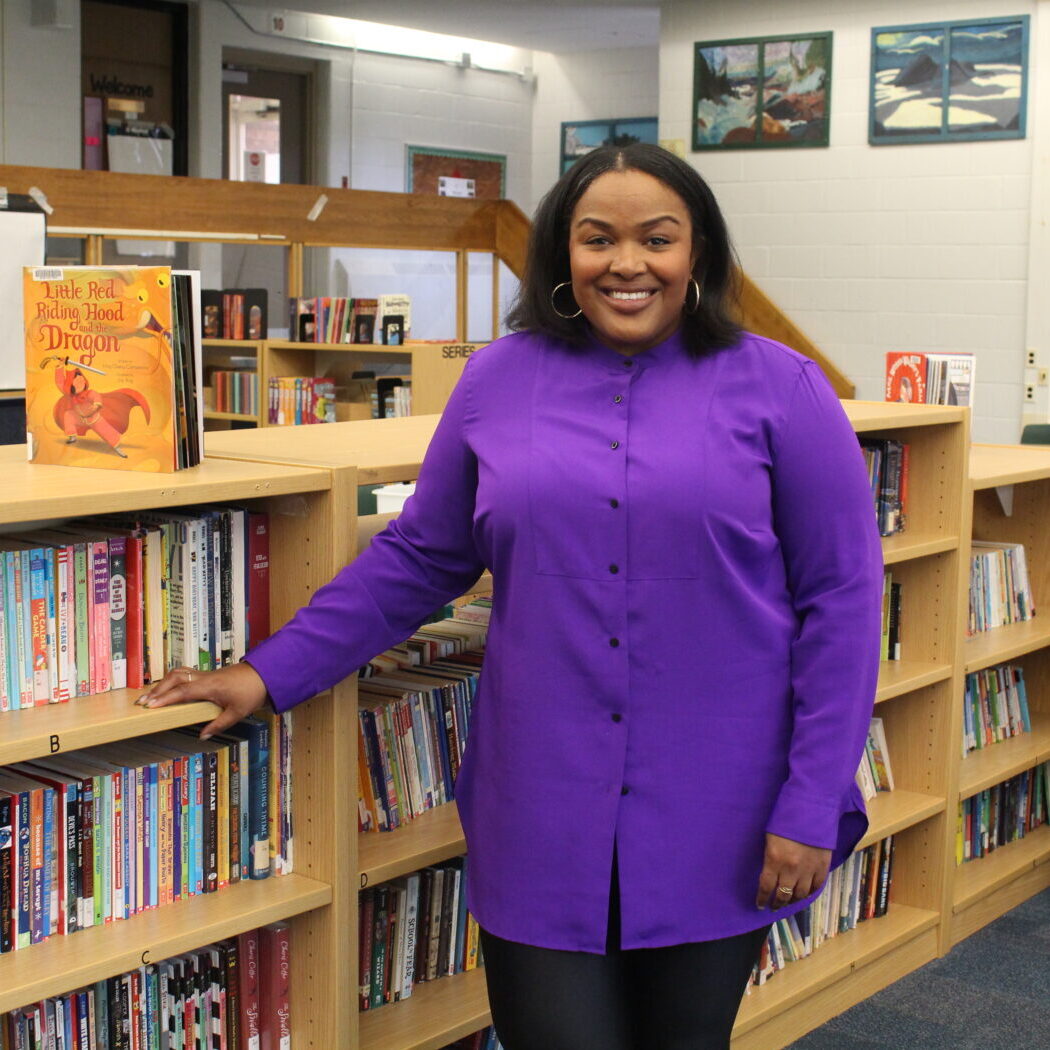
top-left (950, 442), bottom-right (1050, 947)
top-left (202, 337), bottom-right (484, 430)
top-left (14, 399), bottom-right (1049, 1047)
top-left (0, 444), bottom-right (359, 1047)
top-left (204, 402), bottom-right (989, 1050)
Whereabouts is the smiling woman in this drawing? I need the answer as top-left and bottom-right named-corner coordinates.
top-left (568, 170), bottom-right (695, 355)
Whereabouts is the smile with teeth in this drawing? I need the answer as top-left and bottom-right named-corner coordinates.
top-left (604, 289), bottom-right (656, 301)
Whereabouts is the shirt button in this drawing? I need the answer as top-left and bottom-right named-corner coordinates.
top-left (621, 785), bottom-right (630, 795)
top-left (609, 564), bottom-right (619, 574)
top-left (610, 440), bottom-right (620, 450)
top-left (609, 637), bottom-right (620, 648)
top-left (611, 713), bottom-right (623, 723)
top-left (610, 498), bottom-right (619, 508)
top-left (613, 395), bottom-right (623, 404)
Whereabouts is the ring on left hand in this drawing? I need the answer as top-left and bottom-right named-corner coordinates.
top-left (776, 885), bottom-right (793, 897)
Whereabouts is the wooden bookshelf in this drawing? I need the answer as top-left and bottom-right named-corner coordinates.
top-left (948, 443), bottom-right (1050, 946)
top-left (358, 967), bottom-right (492, 1050)
top-left (205, 404), bottom-right (980, 1050)
top-left (0, 450), bottom-right (358, 1047)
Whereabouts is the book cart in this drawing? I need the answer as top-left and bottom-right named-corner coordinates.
top-left (954, 444), bottom-right (1050, 947)
top-left (205, 400), bottom-right (1014, 1050)
top-left (0, 443), bottom-right (359, 1046)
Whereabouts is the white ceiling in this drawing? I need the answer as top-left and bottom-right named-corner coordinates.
top-left (234, 1), bottom-right (663, 53)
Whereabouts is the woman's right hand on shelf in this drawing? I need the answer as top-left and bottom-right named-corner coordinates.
top-left (136, 661), bottom-right (270, 739)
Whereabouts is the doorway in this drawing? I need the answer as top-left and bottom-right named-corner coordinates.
top-left (221, 56), bottom-right (313, 185)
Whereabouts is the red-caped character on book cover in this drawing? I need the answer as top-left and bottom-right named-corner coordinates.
top-left (46, 357), bottom-right (150, 459)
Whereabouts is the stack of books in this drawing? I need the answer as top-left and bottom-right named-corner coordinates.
top-left (968, 540), bottom-right (1034, 634)
top-left (0, 506), bottom-right (270, 709)
top-left (957, 763), bottom-right (1049, 863)
top-left (962, 664), bottom-right (1031, 755)
top-left (750, 836), bottom-right (896, 987)
top-left (885, 351), bottom-right (976, 407)
top-left (359, 856), bottom-right (479, 1012)
top-left (0, 715), bottom-right (292, 954)
top-left (0, 921), bottom-right (290, 1049)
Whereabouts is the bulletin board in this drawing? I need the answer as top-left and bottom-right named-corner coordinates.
top-left (406, 146), bottom-right (506, 199)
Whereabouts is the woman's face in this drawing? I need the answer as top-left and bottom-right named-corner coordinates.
top-left (568, 169), bottom-right (695, 356)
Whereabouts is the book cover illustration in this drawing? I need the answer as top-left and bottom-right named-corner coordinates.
top-left (24, 266), bottom-right (178, 472)
top-left (884, 352), bottom-right (927, 404)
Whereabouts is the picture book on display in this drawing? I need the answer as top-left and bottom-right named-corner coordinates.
top-left (23, 265), bottom-right (204, 472)
top-left (884, 351), bottom-right (976, 407)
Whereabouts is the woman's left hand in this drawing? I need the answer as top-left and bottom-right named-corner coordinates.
top-left (755, 833), bottom-right (832, 910)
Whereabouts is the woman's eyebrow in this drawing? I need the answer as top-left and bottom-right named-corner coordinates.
top-left (574, 214), bottom-right (682, 229)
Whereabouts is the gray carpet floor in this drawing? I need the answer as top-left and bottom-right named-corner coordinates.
top-left (783, 887), bottom-right (1050, 1049)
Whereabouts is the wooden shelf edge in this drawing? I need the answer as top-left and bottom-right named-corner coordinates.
top-left (358, 966), bottom-right (491, 1050)
top-left (733, 904), bottom-right (939, 1034)
top-left (0, 873), bottom-right (332, 1014)
top-left (963, 618), bottom-right (1050, 673)
top-left (858, 791), bottom-right (945, 850)
top-left (204, 410), bottom-right (260, 422)
top-left (359, 802), bottom-right (466, 889)
top-left (958, 716), bottom-right (1050, 798)
top-left (0, 690), bottom-right (220, 765)
top-left (881, 533), bottom-right (959, 565)
top-left (875, 660), bottom-right (952, 703)
top-left (952, 824), bottom-right (1050, 913)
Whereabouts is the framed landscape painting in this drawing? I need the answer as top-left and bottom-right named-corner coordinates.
top-left (870, 16), bottom-right (1029, 144)
top-left (560, 117), bottom-right (658, 173)
top-left (692, 33), bottom-right (831, 150)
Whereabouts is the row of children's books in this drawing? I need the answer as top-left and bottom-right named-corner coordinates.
top-left (290, 294), bottom-right (411, 346)
top-left (962, 664), bottom-right (1031, 756)
top-left (968, 540), bottom-right (1034, 635)
top-left (0, 507), bottom-right (270, 711)
top-left (23, 266), bottom-right (205, 474)
top-left (957, 762), bottom-right (1049, 864)
top-left (884, 351), bottom-right (976, 408)
top-left (860, 438), bottom-right (909, 537)
top-left (207, 369), bottom-right (259, 418)
top-left (880, 570), bottom-right (902, 662)
top-left (0, 921), bottom-right (289, 1050)
top-left (359, 650), bottom-right (485, 833)
top-left (855, 717), bottom-right (895, 802)
top-left (201, 288), bottom-right (268, 341)
top-left (0, 716), bottom-right (290, 955)
top-left (750, 835), bottom-right (895, 988)
top-left (267, 377), bottom-right (336, 426)
top-left (359, 857), bottom-right (478, 1012)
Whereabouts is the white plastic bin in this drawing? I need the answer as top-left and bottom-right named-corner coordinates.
top-left (373, 482), bottom-right (417, 513)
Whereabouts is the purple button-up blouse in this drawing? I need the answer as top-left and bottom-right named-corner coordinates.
top-left (246, 327), bottom-right (884, 952)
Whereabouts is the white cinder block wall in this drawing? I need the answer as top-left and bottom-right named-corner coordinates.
top-left (530, 46), bottom-right (660, 213)
top-left (0, 0), bottom-right (81, 168)
top-left (661, 0), bottom-right (1038, 443)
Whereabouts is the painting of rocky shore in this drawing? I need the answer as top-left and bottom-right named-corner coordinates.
top-left (870, 18), bottom-right (1028, 143)
top-left (693, 33), bottom-right (830, 150)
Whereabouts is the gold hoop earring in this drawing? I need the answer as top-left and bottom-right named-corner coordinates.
top-left (551, 281), bottom-right (583, 319)
top-left (685, 277), bottom-right (701, 315)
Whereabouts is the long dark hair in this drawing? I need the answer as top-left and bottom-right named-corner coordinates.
top-left (506, 144), bottom-right (740, 355)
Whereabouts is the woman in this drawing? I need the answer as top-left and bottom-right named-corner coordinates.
top-left (143, 145), bottom-right (883, 1049)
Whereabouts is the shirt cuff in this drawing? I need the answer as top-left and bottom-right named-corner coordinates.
top-left (765, 782), bottom-right (853, 851)
top-left (243, 632), bottom-right (314, 714)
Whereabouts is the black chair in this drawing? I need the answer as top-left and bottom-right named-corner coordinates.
top-left (1020, 424), bottom-right (1050, 445)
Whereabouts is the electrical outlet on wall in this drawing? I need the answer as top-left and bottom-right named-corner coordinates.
top-left (1026, 385), bottom-right (1036, 402)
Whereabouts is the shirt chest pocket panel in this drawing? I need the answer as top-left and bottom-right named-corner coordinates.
top-left (527, 410), bottom-right (707, 580)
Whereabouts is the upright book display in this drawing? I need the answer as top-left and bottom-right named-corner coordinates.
top-left (23, 266), bottom-right (204, 472)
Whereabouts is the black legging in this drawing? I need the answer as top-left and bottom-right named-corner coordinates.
top-left (479, 850), bottom-right (770, 1050)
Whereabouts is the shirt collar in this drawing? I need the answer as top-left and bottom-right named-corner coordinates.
top-left (583, 325), bottom-right (689, 371)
